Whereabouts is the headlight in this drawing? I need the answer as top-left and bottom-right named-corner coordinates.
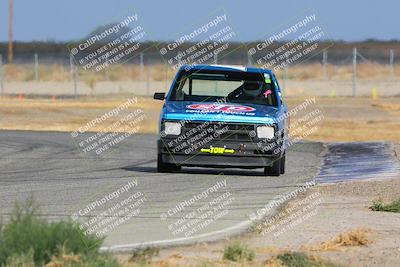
top-left (257, 126), bottom-right (275, 139)
top-left (164, 122), bottom-right (181, 136)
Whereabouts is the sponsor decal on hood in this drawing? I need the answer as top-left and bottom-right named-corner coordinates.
top-left (186, 103), bottom-right (255, 114)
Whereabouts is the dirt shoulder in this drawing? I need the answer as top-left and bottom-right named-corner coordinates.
top-left (297, 179), bottom-right (400, 267)
top-left (116, 141), bottom-right (400, 266)
top-left (117, 177), bottom-right (400, 266)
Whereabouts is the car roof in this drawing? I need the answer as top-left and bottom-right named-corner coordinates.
top-left (178, 64), bottom-right (274, 75)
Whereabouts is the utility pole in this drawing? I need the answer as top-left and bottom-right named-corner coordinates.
top-left (8, 0), bottom-right (14, 63)
top-left (352, 47), bottom-right (357, 97)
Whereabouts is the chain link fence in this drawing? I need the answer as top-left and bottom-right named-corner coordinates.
top-left (0, 45), bottom-right (398, 97)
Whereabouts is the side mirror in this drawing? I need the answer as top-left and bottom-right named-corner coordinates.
top-left (153, 92), bottom-right (165, 100)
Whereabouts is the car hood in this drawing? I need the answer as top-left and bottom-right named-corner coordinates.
top-left (163, 101), bottom-right (279, 124)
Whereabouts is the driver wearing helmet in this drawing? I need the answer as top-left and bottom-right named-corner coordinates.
top-left (228, 80), bottom-right (266, 101)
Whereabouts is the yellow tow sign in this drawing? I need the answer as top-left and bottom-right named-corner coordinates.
top-left (200, 146), bottom-right (234, 154)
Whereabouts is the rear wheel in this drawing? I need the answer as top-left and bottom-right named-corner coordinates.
top-left (264, 157), bottom-right (281, 176)
top-left (157, 154), bottom-right (181, 173)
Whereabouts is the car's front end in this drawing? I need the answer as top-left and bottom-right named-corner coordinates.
top-left (154, 65), bottom-right (288, 176)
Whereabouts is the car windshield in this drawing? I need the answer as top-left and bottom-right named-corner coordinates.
top-left (169, 69), bottom-right (278, 106)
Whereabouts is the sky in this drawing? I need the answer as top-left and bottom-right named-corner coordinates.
top-left (0, 0), bottom-right (399, 42)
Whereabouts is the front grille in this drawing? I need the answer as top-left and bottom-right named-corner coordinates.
top-left (182, 121), bottom-right (256, 141)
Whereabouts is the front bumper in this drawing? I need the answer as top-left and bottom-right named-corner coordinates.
top-left (158, 138), bottom-right (283, 168)
top-left (160, 153), bottom-right (275, 168)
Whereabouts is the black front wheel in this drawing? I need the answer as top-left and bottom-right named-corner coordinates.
top-left (264, 157), bottom-right (281, 176)
top-left (280, 152), bottom-right (286, 174)
top-left (157, 154), bottom-right (181, 173)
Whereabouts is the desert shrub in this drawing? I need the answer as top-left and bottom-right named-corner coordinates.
top-left (371, 199), bottom-right (400, 213)
top-left (129, 247), bottom-right (159, 265)
top-left (0, 198), bottom-right (103, 266)
top-left (275, 252), bottom-right (341, 267)
top-left (223, 241), bottom-right (254, 262)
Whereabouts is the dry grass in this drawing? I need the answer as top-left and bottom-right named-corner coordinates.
top-left (304, 228), bottom-right (374, 252)
top-left (1, 96), bottom-right (400, 142)
top-left (0, 97), bottom-right (161, 134)
top-left (274, 62), bottom-right (399, 80)
top-left (263, 257), bottom-right (286, 267)
top-left (44, 252), bottom-right (83, 267)
top-left (3, 64), bottom-right (176, 82)
top-left (372, 103), bottom-right (400, 114)
top-left (287, 96), bottom-right (400, 142)
top-left (308, 120), bottom-right (400, 142)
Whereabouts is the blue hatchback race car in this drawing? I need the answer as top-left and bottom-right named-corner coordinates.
top-left (153, 64), bottom-right (288, 176)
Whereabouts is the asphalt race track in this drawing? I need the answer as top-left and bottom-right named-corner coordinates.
top-left (0, 130), bottom-right (324, 250)
top-left (0, 131), bottom-right (398, 251)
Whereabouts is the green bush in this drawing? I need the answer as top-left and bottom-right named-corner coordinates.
top-left (370, 199), bottom-right (400, 213)
top-left (223, 241), bottom-right (255, 262)
top-left (277, 252), bottom-right (315, 267)
top-left (0, 199), bottom-right (104, 266)
top-left (276, 252), bottom-right (340, 267)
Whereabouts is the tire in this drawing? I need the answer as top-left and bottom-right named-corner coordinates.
top-left (280, 152), bottom-right (286, 174)
top-left (157, 154), bottom-right (181, 173)
top-left (264, 157), bottom-right (281, 176)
